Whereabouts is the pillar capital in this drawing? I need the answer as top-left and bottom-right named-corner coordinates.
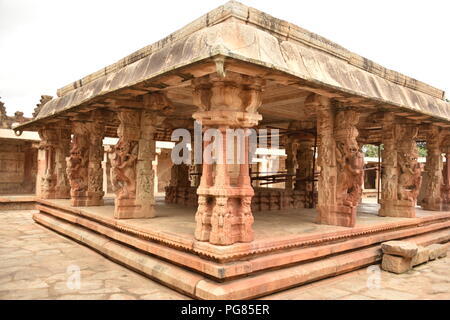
top-left (304, 93), bottom-right (331, 109)
top-left (192, 72), bottom-right (265, 127)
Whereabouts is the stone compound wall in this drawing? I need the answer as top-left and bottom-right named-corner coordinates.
top-left (0, 139), bottom-right (37, 194)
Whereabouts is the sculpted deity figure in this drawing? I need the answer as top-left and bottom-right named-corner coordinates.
top-left (335, 137), bottom-right (364, 207)
top-left (398, 150), bottom-right (422, 201)
top-left (334, 111), bottom-right (364, 209)
top-left (110, 138), bottom-right (138, 200)
top-left (66, 142), bottom-right (88, 192)
top-left (396, 126), bottom-right (422, 202)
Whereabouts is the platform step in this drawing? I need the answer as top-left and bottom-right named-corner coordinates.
top-left (34, 211), bottom-right (450, 299)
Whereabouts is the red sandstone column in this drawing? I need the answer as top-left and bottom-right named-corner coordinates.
top-left (421, 125), bottom-right (444, 211)
top-left (442, 150), bottom-right (450, 210)
top-left (67, 114), bottom-right (105, 207)
top-left (379, 114), bottom-right (421, 218)
top-left (192, 72), bottom-right (265, 245)
top-left (112, 93), bottom-right (172, 219)
top-left (37, 125), bottom-right (71, 199)
top-left (305, 95), bottom-right (364, 227)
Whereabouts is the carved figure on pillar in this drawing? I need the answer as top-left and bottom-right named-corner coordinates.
top-left (379, 115), bottom-right (422, 218)
top-left (441, 139), bottom-right (450, 210)
top-left (66, 113), bottom-right (105, 206)
top-left (38, 125), bottom-right (71, 199)
top-left (290, 138), bottom-right (315, 208)
top-left (66, 131), bottom-right (89, 193)
top-left (305, 95), bottom-right (363, 227)
top-left (334, 109), bottom-right (364, 226)
top-left (421, 126), bottom-right (444, 210)
top-left (112, 93), bottom-right (172, 219)
top-left (192, 72), bottom-right (264, 245)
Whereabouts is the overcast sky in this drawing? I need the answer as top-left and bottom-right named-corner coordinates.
top-left (0, 0), bottom-right (449, 117)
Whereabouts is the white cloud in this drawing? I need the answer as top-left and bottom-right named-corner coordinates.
top-left (0, 0), bottom-right (449, 117)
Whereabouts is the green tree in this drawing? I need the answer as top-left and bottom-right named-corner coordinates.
top-left (362, 144), bottom-right (382, 157)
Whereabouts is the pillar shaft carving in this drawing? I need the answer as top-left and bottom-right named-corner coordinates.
top-left (306, 95), bottom-right (363, 227)
top-left (291, 139), bottom-right (315, 208)
top-left (441, 140), bottom-right (450, 209)
top-left (192, 72), bottom-right (265, 245)
top-left (422, 126), bottom-right (444, 210)
top-left (379, 114), bottom-right (422, 217)
top-left (67, 115), bottom-right (105, 206)
top-left (38, 126), bottom-right (71, 199)
top-left (112, 93), bottom-right (171, 219)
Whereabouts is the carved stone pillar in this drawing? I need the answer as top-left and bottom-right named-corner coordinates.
top-left (292, 140), bottom-right (315, 208)
top-left (306, 95), bottom-right (364, 227)
top-left (111, 93), bottom-right (171, 219)
top-left (192, 72), bottom-right (264, 245)
top-left (285, 137), bottom-right (296, 191)
top-left (379, 114), bottom-right (422, 217)
top-left (67, 115), bottom-right (105, 206)
top-left (441, 144), bottom-right (450, 210)
top-left (421, 126), bottom-right (444, 211)
top-left (38, 125), bottom-right (71, 199)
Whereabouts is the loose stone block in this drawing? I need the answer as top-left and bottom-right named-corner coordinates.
top-left (381, 241), bottom-right (418, 258)
top-left (381, 254), bottom-right (412, 274)
top-left (411, 246), bottom-right (429, 266)
top-left (427, 244), bottom-right (447, 260)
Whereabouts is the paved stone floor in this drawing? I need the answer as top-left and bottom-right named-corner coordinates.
top-left (0, 210), bottom-right (449, 300)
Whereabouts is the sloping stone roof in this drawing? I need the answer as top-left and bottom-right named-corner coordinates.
top-left (16, 0), bottom-right (450, 132)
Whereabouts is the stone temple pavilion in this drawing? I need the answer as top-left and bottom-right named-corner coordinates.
top-left (14, 1), bottom-right (450, 299)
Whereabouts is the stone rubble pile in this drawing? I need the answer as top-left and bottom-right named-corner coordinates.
top-left (381, 241), bottom-right (448, 274)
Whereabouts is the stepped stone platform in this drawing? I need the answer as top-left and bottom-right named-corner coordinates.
top-left (0, 195), bottom-right (36, 210)
top-left (33, 197), bottom-right (450, 299)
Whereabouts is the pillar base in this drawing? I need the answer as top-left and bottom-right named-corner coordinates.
top-left (379, 199), bottom-right (416, 218)
top-left (114, 198), bottom-right (155, 219)
top-left (195, 187), bottom-right (254, 245)
top-left (316, 205), bottom-right (356, 227)
top-left (70, 191), bottom-right (104, 207)
top-left (421, 197), bottom-right (443, 211)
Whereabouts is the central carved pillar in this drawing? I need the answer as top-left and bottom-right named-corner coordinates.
top-left (379, 113), bottom-right (422, 217)
top-left (421, 126), bottom-right (444, 210)
top-left (67, 114), bottom-right (105, 206)
top-left (112, 93), bottom-right (171, 219)
top-left (38, 125), bottom-right (71, 199)
top-left (192, 72), bottom-right (264, 245)
top-left (306, 95), bottom-right (364, 227)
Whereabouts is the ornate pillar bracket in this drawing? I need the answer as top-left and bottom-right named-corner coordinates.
top-left (421, 125), bottom-right (444, 210)
top-left (67, 111), bottom-right (105, 206)
top-left (192, 72), bottom-right (265, 245)
top-left (37, 123), bottom-right (71, 199)
top-left (379, 114), bottom-right (421, 217)
top-left (112, 93), bottom-right (173, 219)
top-left (306, 95), bottom-right (364, 227)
